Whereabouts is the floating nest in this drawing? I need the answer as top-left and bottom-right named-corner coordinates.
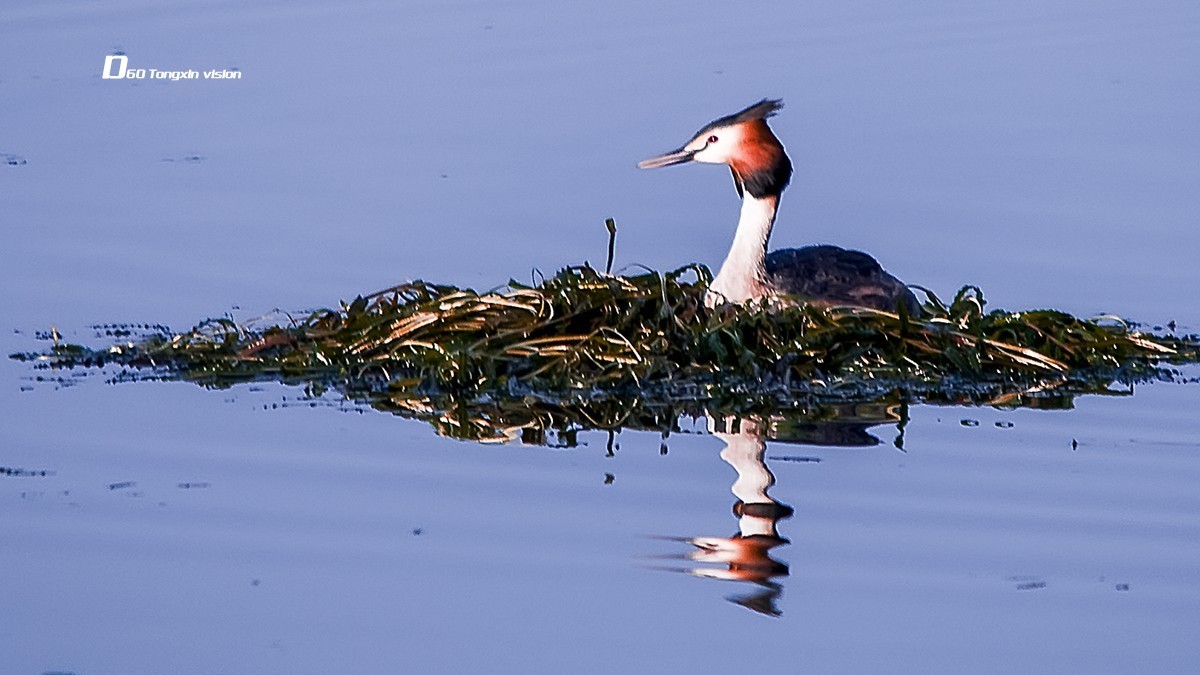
top-left (16, 264), bottom-right (1197, 419)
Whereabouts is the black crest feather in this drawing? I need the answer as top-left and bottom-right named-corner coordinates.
top-left (696, 99), bottom-right (784, 137)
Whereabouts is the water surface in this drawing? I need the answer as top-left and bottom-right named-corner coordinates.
top-left (3, 1), bottom-right (1199, 673)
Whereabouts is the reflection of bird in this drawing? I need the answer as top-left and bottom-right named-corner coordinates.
top-left (639, 99), bottom-right (917, 312)
top-left (644, 417), bottom-right (795, 617)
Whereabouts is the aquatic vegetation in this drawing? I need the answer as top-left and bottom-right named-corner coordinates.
top-left (14, 263), bottom-right (1198, 439)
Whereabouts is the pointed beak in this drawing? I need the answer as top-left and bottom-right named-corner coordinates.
top-left (637, 146), bottom-right (696, 169)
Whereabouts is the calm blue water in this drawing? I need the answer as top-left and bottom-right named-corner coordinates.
top-left (3, 1), bottom-right (1199, 673)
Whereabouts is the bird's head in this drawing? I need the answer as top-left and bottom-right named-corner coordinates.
top-left (637, 99), bottom-right (793, 199)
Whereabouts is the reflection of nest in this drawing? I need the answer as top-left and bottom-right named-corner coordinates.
top-left (284, 384), bottom-right (1108, 446)
top-left (766, 402), bottom-right (899, 447)
top-left (372, 392), bottom-right (910, 445)
top-left (373, 394), bottom-right (900, 447)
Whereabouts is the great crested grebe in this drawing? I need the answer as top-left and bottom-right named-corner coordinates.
top-left (638, 99), bottom-right (918, 313)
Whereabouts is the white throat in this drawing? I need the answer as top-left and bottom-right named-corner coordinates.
top-left (707, 194), bottom-right (778, 306)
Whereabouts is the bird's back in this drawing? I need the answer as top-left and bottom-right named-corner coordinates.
top-left (765, 245), bottom-right (919, 313)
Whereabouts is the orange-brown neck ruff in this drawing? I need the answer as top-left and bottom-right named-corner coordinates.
top-left (728, 120), bottom-right (792, 199)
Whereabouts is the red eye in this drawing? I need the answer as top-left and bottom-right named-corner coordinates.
top-left (707, 135), bottom-right (719, 143)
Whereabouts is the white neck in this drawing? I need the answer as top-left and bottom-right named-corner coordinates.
top-left (707, 194), bottom-right (778, 306)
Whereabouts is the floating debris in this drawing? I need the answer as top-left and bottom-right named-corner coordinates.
top-left (1009, 575), bottom-right (1047, 591)
top-left (1, 466), bottom-right (55, 477)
